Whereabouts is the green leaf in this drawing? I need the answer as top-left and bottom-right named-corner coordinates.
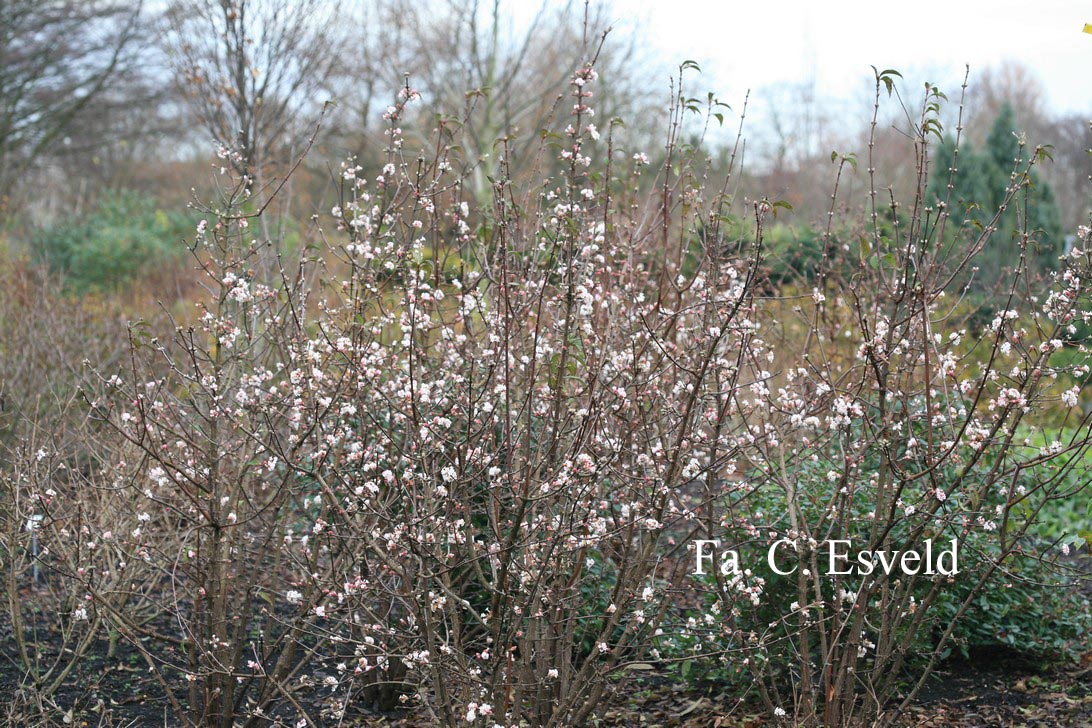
top-left (873, 68), bottom-right (903, 96)
top-left (859, 234), bottom-right (871, 258)
top-left (922, 118), bottom-right (944, 140)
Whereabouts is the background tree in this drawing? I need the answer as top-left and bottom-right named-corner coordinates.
top-left (0, 0), bottom-right (148, 220)
top-left (334, 0), bottom-right (661, 204)
top-left (929, 102), bottom-right (1063, 295)
top-left (164, 0), bottom-right (343, 181)
top-left (1037, 112), bottom-right (1092, 232)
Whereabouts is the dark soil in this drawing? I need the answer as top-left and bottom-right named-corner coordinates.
top-left (1, 586), bottom-right (1089, 726)
top-left (574, 649), bottom-right (1092, 727)
top-left (898, 650), bottom-right (1092, 727)
top-left (0, 584), bottom-right (409, 727)
top-left (8, 648), bottom-right (1084, 727)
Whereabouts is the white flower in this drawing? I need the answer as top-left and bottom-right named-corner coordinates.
top-left (228, 282), bottom-right (252, 303)
top-left (441, 466), bottom-right (458, 483)
top-left (1062, 386), bottom-right (1080, 408)
top-left (774, 707), bottom-right (787, 717)
top-left (286, 590), bottom-right (302, 604)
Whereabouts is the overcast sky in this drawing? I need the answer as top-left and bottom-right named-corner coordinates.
top-left (605, 0), bottom-right (1091, 117)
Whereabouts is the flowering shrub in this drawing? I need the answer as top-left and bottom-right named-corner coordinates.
top-left (75, 65), bottom-right (761, 726)
top-left (4, 62), bottom-right (1090, 728)
top-left (661, 77), bottom-right (1092, 725)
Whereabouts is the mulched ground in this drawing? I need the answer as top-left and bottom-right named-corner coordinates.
top-left (264, 646), bottom-right (1092, 727)
top-left (2, 637), bottom-right (1090, 726)
top-left (900, 656), bottom-right (1092, 727)
top-left (2, 580), bottom-right (1090, 727)
top-left (577, 650), bottom-right (1092, 728)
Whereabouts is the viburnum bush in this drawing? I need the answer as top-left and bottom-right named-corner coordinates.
top-left (664, 75), bottom-right (1092, 726)
top-left (6, 61), bottom-right (1090, 728)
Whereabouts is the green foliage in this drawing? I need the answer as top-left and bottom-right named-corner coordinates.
top-left (700, 216), bottom-right (831, 286)
top-left (659, 439), bottom-right (1091, 692)
top-left (761, 223), bottom-right (825, 284)
top-left (31, 190), bottom-right (194, 292)
top-left (1018, 430), bottom-right (1092, 548)
top-left (936, 548), bottom-right (1090, 664)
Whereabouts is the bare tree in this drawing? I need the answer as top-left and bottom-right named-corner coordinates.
top-left (0, 0), bottom-right (146, 217)
top-left (335, 0), bottom-right (660, 202)
top-left (1043, 115), bottom-right (1092, 232)
top-left (164, 0), bottom-right (342, 181)
top-left (963, 61), bottom-right (1051, 144)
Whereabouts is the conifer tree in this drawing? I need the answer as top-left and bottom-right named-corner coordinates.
top-left (929, 102), bottom-right (1063, 293)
